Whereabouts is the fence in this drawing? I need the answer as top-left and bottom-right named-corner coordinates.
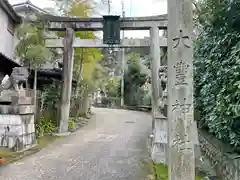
top-left (199, 129), bottom-right (240, 180)
top-left (93, 97), bottom-right (121, 108)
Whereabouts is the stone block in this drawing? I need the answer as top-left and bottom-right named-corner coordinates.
top-left (18, 90), bottom-right (27, 97)
top-left (0, 105), bottom-right (35, 114)
top-left (0, 125), bottom-right (23, 136)
top-left (151, 143), bottom-right (167, 164)
top-left (0, 125), bottom-right (36, 151)
top-left (22, 133), bottom-right (36, 147)
top-left (16, 89), bottom-right (34, 97)
top-left (0, 106), bottom-right (10, 114)
top-left (11, 96), bottom-right (33, 105)
top-left (27, 123), bottom-right (35, 133)
top-left (0, 115), bottom-right (35, 136)
top-left (0, 88), bottom-right (36, 152)
top-left (21, 114), bottom-right (34, 124)
top-left (17, 105), bottom-right (35, 114)
top-left (0, 115), bottom-right (21, 125)
top-left (0, 90), bottom-right (15, 103)
top-left (3, 135), bottom-right (24, 150)
top-left (53, 132), bottom-right (71, 136)
top-left (0, 114), bottom-right (34, 125)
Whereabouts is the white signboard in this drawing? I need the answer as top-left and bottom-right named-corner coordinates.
top-left (159, 131), bottom-right (168, 143)
top-left (155, 130), bottom-right (168, 144)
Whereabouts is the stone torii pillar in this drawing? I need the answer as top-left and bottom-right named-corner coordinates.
top-left (150, 25), bottom-right (168, 164)
top-left (58, 27), bottom-right (75, 135)
top-left (167, 0), bottom-right (195, 179)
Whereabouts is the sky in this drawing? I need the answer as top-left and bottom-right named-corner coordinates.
top-left (9, 0), bottom-right (167, 37)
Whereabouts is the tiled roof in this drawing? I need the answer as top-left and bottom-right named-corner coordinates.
top-left (10, 0), bottom-right (31, 6)
top-left (12, 0), bottom-right (49, 14)
top-left (0, 0), bottom-right (21, 23)
top-left (0, 52), bottom-right (21, 71)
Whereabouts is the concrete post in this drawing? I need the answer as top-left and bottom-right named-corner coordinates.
top-left (167, 0), bottom-right (195, 179)
top-left (120, 48), bottom-right (125, 107)
top-left (150, 26), bottom-right (168, 164)
top-left (120, 5), bottom-right (126, 107)
top-left (58, 28), bottom-right (75, 135)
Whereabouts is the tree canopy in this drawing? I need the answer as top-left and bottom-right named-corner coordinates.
top-left (64, 0), bottom-right (104, 91)
top-left (121, 52), bottom-right (148, 106)
top-left (15, 15), bottom-right (53, 68)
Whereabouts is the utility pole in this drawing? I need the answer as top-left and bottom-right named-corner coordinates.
top-left (107, 0), bottom-right (111, 14)
top-left (102, 0), bottom-right (111, 15)
top-left (120, 0), bottom-right (125, 107)
top-left (167, 0), bottom-right (195, 179)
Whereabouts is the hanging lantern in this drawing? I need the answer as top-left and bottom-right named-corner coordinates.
top-left (103, 15), bottom-right (121, 45)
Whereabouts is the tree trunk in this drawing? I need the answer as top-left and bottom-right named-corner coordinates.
top-left (33, 68), bottom-right (37, 106)
top-left (88, 94), bottom-right (92, 113)
top-left (72, 49), bottom-right (84, 110)
top-left (75, 89), bottom-right (89, 118)
top-left (33, 68), bottom-right (38, 139)
top-left (75, 48), bottom-right (84, 98)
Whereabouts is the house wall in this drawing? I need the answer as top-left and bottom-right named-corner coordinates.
top-left (0, 6), bottom-right (15, 60)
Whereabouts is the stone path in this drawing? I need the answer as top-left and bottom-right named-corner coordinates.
top-left (0, 108), bottom-right (152, 180)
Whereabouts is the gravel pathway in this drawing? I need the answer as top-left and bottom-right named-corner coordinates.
top-left (0, 108), bottom-right (152, 180)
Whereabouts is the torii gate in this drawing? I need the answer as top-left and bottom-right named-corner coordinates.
top-left (42, 14), bottom-right (169, 164)
top-left (42, 9), bottom-right (198, 179)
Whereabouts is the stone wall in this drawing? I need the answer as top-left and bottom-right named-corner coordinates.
top-left (0, 89), bottom-right (36, 152)
top-left (0, 113), bottom-right (36, 151)
top-left (199, 129), bottom-right (240, 180)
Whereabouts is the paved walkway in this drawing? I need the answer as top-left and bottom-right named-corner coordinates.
top-left (0, 108), bottom-right (152, 180)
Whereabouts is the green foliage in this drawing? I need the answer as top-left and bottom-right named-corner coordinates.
top-left (65, 0), bottom-right (104, 94)
top-left (68, 117), bottom-right (76, 130)
top-left (125, 53), bottom-right (148, 86)
top-left (142, 90), bottom-right (152, 106)
top-left (101, 97), bottom-right (112, 107)
top-left (54, 0), bottom-right (104, 117)
top-left (43, 85), bottom-right (61, 106)
top-left (37, 84), bottom-right (61, 122)
top-left (194, 0), bottom-right (240, 146)
top-left (36, 117), bottom-right (57, 137)
top-left (87, 64), bottom-right (110, 93)
top-left (122, 53), bottom-right (148, 106)
top-left (153, 163), bottom-right (204, 180)
top-left (55, 0), bottom-right (97, 16)
top-left (105, 77), bottom-right (121, 97)
top-left (143, 55), bottom-right (151, 70)
top-left (15, 15), bottom-right (53, 68)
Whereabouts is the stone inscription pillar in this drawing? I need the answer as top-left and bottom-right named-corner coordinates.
top-left (167, 0), bottom-right (195, 179)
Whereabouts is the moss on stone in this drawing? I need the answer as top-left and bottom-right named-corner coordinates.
top-left (153, 163), bottom-right (205, 180)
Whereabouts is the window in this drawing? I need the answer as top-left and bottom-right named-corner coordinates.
top-left (7, 17), bottom-right (14, 35)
